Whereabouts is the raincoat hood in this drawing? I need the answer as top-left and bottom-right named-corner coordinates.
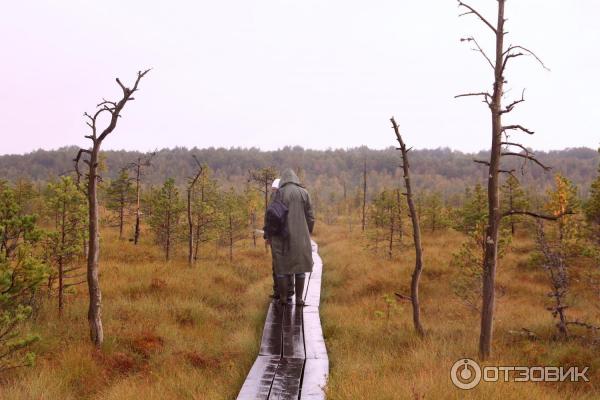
top-left (279, 169), bottom-right (301, 187)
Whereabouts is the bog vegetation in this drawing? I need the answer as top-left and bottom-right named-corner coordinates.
top-left (1, 148), bottom-right (600, 398)
top-left (1, 1), bottom-right (599, 398)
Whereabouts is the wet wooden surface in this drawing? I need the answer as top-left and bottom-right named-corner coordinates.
top-left (237, 240), bottom-right (328, 399)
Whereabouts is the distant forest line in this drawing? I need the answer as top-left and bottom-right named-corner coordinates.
top-left (1, 146), bottom-right (598, 200)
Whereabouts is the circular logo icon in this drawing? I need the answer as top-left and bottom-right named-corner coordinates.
top-left (450, 358), bottom-right (482, 390)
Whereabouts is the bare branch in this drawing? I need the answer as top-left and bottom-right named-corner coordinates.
top-left (457, 1), bottom-right (497, 34)
top-left (461, 37), bottom-right (494, 70)
top-left (455, 92), bottom-right (492, 100)
top-left (455, 91), bottom-right (492, 107)
top-left (503, 124), bottom-right (534, 135)
top-left (96, 69), bottom-right (151, 143)
top-left (395, 292), bottom-right (413, 302)
top-left (501, 141), bottom-right (530, 153)
top-left (501, 89), bottom-right (526, 114)
top-left (501, 151), bottom-right (551, 170)
top-left (503, 45), bottom-right (550, 71)
top-left (502, 209), bottom-right (572, 221)
top-left (473, 159), bottom-right (517, 177)
top-left (73, 149), bottom-right (91, 188)
top-left (566, 320), bottom-right (600, 331)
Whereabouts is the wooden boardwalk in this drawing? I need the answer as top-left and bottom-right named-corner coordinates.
top-left (237, 241), bottom-right (328, 400)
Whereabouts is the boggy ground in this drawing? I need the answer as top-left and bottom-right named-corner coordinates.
top-left (0, 227), bottom-right (273, 400)
top-left (318, 222), bottom-right (600, 399)
top-left (2, 222), bottom-right (599, 399)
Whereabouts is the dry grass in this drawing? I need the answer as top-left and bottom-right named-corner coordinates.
top-left (0, 227), bottom-right (272, 400)
top-left (317, 223), bottom-right (600, 399)
top-left (2, 221), bottom-right (599, 399)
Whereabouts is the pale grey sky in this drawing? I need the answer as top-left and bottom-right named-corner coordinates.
top-left (0, 0), bottom-right (598, 155)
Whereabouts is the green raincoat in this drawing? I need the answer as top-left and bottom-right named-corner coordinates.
top-left (267, 169), bottom-right (315, 275)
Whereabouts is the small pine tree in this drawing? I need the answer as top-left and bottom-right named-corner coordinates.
top-left (585, 149), bottom-right (600, 242)
top-left (451, 184), bottom-right (511, 311)
top-left (367, 189), bottom-right (404, 258)
top-left (105, 169), bottom-right (135, 239)
top-left (500, 175), bottom-right (529, 235)
top-left (422, 191), bottom-right (450, 233)
top-left (0, 182), bottom-right (47, 371)
top-left (454, 184), bottom-right (487, 235)
top-left (219, 188), bottom-right (249, 262)
top-left (544, 174), bottom-right (582, 254)
top-left (149, 178), bottom-right (184, 261)
top-left (44, 176), bottom-right (87, 316)
top-left (191, 166), bottom-right (220, 261)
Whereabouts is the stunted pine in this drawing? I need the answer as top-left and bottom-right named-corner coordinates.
top-left (105, 169), bottom-right (135, 239)
top-left (191, 166), bottom-right (220, 262)
top-left (0, 182), bottom-right (47, 371)
top-left (127, 152), bottom-right (155, 245)
top-left (500, 175), bottom-right (529, 235)
top-left (367, 188), bottom-right (404, 259)
top-left (220, 189), bottom-right (249, 262)
top-left (44, 176), bottom-right (87, 316)
top-left (149, 178), bottom-right (184, 261)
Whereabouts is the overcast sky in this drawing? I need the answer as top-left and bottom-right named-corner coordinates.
top-left (1, 0), bottom-right (598, 155)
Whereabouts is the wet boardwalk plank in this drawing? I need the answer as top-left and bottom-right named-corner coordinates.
top-left (237, 240), bottom-right (328, 399)
top-left (237, 356), bottom-right (280, 400)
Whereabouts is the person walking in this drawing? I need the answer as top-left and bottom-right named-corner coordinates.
top-left (264, 169), bottom-right (315, 306)
top-left (265, 178), bottom-right (293, 301)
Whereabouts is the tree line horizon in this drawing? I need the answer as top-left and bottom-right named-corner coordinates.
top-left (0, 145), bottom-right (597, 198)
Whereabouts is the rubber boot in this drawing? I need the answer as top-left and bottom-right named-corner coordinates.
top-left (276, 276), bottom-right (291, 306)
top-left (295, 275), bottom-right (306, 306)
top-left (287, 276), bottom-right (295, 300)
top-left (270, 272), bottom-right (280, 300)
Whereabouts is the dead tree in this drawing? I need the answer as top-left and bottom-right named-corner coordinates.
top-left (362, 158), bottom-right (367, 232)
top-left (391, 117), bottom-right (424, 337)
top-left (535, 222), bottom-right (569, 337)
top-left (74, 69), bottom-right (150, 347)
top-left (127, 152), bottom-right (155, 245)
top-left (187, 156), bottom-right (203, 266)
top-left (535, 221), bottom-right (600, 338)
top-left (456, 0), bottom-right (550, 359)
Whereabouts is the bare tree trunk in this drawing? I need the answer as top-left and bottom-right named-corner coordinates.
top-left (58, 200), bottom-right (66, 317)
top-left (478, 1), bottom-right (505, 360)
top-left (251, 211), bottom-right (257, 247)
top-left (187, 159), bottom-right (203, 266)
top-left (119, 197), bottom-right (124, 239)
top-left (229, 214), bottom-right (233, 262)
top-left (391, 117), bottom-right (424, 337)
top-left (187, 186), bottom-right (194, 265)
top-left (388, 203), bottom-right (394, 260)
top-left (194, 215), bottom-right (201, 261)
top-left (134, 163), bottom-right (141, 245)
top-left (362, 159), bottom-right (367, 232)
top-left (58, 257), bottom-right (64, 317)
top-left (166, 203), bottom-right (171, 262)
top-left (86, 147), bottom-right (103, 347)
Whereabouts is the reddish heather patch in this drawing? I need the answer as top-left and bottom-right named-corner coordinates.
top-left (150, 278), bottom-right (167, 290)
top-left (93, 350), bottom-right (140, 377)
top-left (130, 331), bottom-right (165, 358)
top-left (184, 351), bottom-right (221, 369)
